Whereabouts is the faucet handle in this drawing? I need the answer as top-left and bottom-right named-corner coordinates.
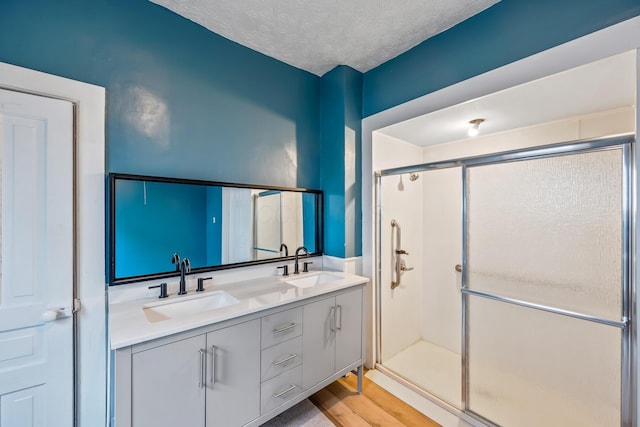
top-left (149, 283), bottom-right (168, 299)
top-left (303, 261), bottom-right (313, 273)
top-left (172, 253), bottom-right (181, 271)
top-left (197, 277), bottom-right (212, 292)
top-left (277, 265), bottom-right (289, 276)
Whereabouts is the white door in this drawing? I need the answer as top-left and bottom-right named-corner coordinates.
top-left (0, 89), bottom-right (74, 427)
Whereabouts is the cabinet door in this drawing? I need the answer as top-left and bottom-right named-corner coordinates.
top-left (206, 319), bottom-right (261, 427)
top-left (132, 335), bottom-right (206, 427)
top-left (335, 288), bottom-right (363, 372)
top-left (302, 296), bottom-right (336, 389)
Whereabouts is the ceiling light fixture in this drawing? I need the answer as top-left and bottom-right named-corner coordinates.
top-left (467, 118), bottom-right (484, 137)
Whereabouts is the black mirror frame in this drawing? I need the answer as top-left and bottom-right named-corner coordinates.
top-left (108, 173), bottom-right (323, 285)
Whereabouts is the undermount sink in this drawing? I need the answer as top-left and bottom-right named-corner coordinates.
top-left (143, 291), bottom-right (239, 323)
top-left (284, 272), bottom-right (343, 289)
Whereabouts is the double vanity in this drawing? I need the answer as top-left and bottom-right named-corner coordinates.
top-left (110, 267), bottom-right (368, 427)
top-left (108, 173), bottom-right (366, 426)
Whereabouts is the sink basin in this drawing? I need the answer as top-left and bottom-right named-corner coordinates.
top-left (284, 272), bottom-right (343, 289)
top-left (143, 291), bottom-right (239, 323)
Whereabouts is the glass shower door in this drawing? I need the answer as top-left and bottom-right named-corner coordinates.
top-left (463, 146), bottom-right (629, 426)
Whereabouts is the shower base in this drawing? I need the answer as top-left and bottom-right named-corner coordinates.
top-left (383, 339), bottom-right (461, 407)
top-left (379, 339), bottom-right (620, 426)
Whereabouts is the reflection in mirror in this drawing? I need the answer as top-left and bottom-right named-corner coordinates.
top-left (110, 174), bottom-right (322, 284)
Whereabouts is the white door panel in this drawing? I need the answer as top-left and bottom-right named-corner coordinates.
top-left (1, 386), bottom-right (46, 427)
top-left (0, 89), bottom-right (74, 427)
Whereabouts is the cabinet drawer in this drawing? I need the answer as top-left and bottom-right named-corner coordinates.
top-left (261, 336), bottom-right (302, 382)
top-left (261, 307), bottom-right (302, 349)
top-left (261, 365), bottom-right (302, 415)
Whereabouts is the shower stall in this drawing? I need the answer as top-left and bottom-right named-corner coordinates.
top-left (374, 135), bottom-right (633, 426)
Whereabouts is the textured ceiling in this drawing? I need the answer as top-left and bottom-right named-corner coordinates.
top-left (150, 0), bottom-right (500, 76)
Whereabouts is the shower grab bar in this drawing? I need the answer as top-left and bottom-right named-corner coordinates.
top-left (462, 288), bottom-right (629, 329)
top-left (391, 220), bottom-right (412, 289)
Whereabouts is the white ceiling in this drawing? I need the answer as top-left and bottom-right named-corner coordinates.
top-left (150, 0), bottom-right (500, 76)
top-left (378, 51), bottom-right (637, 146)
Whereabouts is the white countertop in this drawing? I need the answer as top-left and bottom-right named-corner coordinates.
top-left (108, 270), bottom-right (368, 349)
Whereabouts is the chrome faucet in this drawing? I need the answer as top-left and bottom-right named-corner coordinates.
top-left (179, 258), bottom-right (191, 295)
top-left (293, 246), bottom-right (309, 274)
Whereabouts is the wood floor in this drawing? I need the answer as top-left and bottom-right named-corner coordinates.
top-left (309, 372), bottom-right (441, 427)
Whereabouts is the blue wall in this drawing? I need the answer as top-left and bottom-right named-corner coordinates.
top-left (0, 0), bottom-right (321, 189)
top-left (363, 0), bottom-right (640, 117)
top-left (115, 180), bottom-right (207, 278)
top-left (3, 0), bottom-right (640, 264)
top-left (320, 66), bottom-right (362, 258)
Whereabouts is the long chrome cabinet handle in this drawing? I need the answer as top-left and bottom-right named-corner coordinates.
top-left (210, 345), bottom-right (216, 385)
top-left (199, 349), bottom-right (206, 389)
top-left (273, 323), bottom-right (296, 334)
top-left (336, 304), bottom-right (343, 331)
top-left (273, 354), bottom-right (297, 366)
top-left (272, 384), bottom-right (296, 399)
top-left (329, 306), bottom-right (336, 332)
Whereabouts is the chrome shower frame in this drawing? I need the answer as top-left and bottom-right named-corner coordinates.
top-left (374, 134), bottom-right (636, 427)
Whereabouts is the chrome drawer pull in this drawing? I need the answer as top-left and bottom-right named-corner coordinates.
top-left (273, 354), bottom-right (297, 366)
top-left (272, 384), bottom-right (297, 399)
top-left (329, 306), bottom-right (336, 333)
top-left (199, 349), bottom-right (206, 389)
top-left (210, 345), bottom-right (216, 385)
top-left (273, 323), bottom-right (296, 334)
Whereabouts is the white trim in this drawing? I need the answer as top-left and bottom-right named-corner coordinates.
top-left (362, 15), bottom-right (640, 422)
top-left (322, 255), bottom-right (362, 275)
top-left (0, 62), bottom-right (106, 426)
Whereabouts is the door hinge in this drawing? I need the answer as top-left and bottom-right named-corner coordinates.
top-left (72, 298), bottom-right (81, 314)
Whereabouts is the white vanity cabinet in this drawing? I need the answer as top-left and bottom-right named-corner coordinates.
top-left (131, 335), bottom-right (206, 427)
top-left (113, 319), bottom-right (261, 427)
top-left (111, 281), bottom-right (366, 427)
top-left (206, 319), bottom-right (261, 427)
top-left (302, 287), bottom-right (363, 390)
top-left (259, 307), bottom-right (304, 415)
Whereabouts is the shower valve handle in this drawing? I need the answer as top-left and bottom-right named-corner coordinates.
top-left (395, 249), bottom-right (409, 255)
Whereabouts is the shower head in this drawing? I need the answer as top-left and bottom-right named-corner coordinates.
top-left (409, 173), bottom-right (419, 181)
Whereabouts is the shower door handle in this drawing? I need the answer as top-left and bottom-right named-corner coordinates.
top-left (391, 219), bottom-right (406, 290)
top-left (455, 264), bottom-right (462, 273)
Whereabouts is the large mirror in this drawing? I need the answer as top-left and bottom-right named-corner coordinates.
top-left (109, 174), bottom-right (322, 284)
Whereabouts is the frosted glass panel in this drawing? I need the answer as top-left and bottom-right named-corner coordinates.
top-left (466, 149), bottom-right (622, 320)
top-left (468, 296), bottom-right (621, 427)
